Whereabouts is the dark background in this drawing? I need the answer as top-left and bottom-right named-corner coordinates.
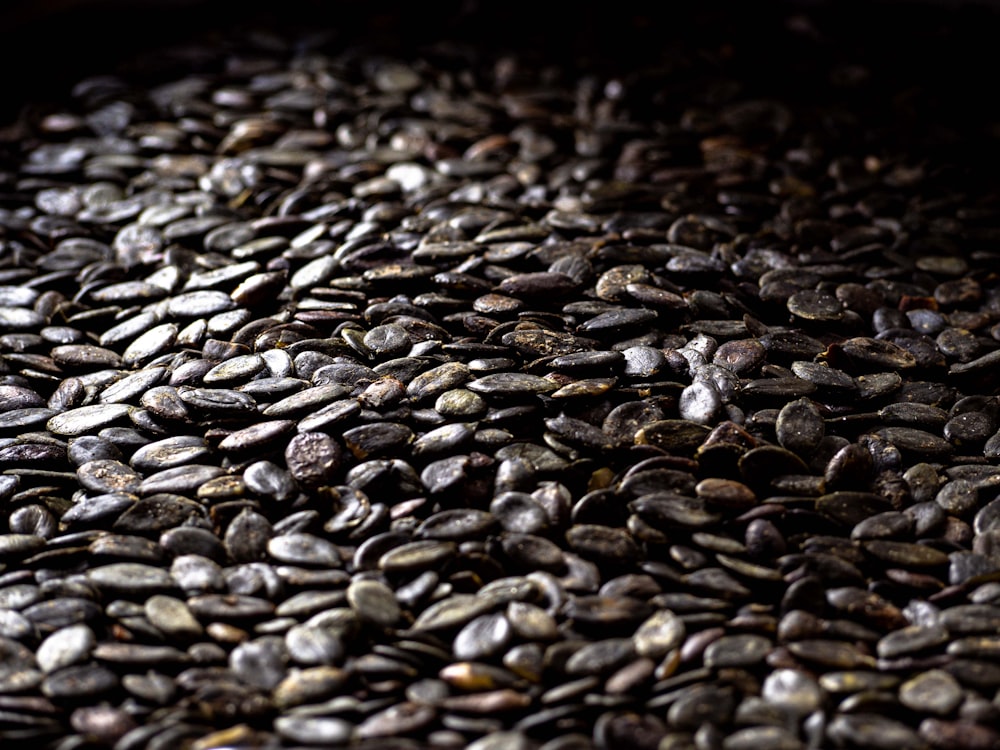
top-left (0, 0), bottom-right (998, 127)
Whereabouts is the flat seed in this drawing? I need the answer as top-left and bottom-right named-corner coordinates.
top-left (47, 405), bottom-right (131, 436)
top-left (217, 419), bottom-right (296, 453)
top-left (876, 427), bottom-right (954, 458)
top-left (775, 398), bottom-right (824, 457)
top-left (4, 14), bottom-right (1000, 748)
top-left (262, 383), bottom-right (352, 417)
top-left (761, 668), bottom-right (823, 715)
top-left (144, 595), bottom-right (203, 639)
top-left (412, 593), bottom-right (490, 632)
top-left (467, 373), bottom-right (559, 395)
top-left (356, 702), bottom-right (436, 740)
top-left (899, 669), bottom-right (962, 715)
top-left (347, 579), bottom-right (400, 627)
top-left (636, 420), bottom-right (711, 454)
top-left (703, 634), bottom-right (772, 667)
top-left (41, 665), bottom-right (118, 699)
top-left (129, 436), bottom-right (209, 472)
top-left (826, 714), bottom-right (925, 750)
top-left (166, 291), bottom-right (235, 317)
top-left (633, 609), bottom-right (685, 658)
top-left (73, 459), bottom-right (139, 494)
top-left (268, 533), bottom-right (341, 567)
top-left (787, 289), bottom-right (844, 321)
top-left (453, 613), bottom-right (513, 661)
top-left (139, 467), bottom-right (224, 496)
top-left (284, 432), bottom-right (342, 486)
top-left (86, 563), bottom-right (174, 592)
top-left (36, 625), bottom-right (96, 674)
top-left (122, 324), bottom-right (178, 367)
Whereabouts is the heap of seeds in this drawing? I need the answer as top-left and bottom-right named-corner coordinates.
top-left (1, 3), bottom-right (1000, 749)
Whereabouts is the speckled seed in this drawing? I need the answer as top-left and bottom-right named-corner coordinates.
top-left (284, 432), bottom-right (342, 486)
top-left (898, 669), bottom-right (962, 715)
top-left (244, 460), bottom-right (297, 502)
top-left (453, 612), bottom-right (513, 661)
top-left (41, 664), bottom-right (119, 699)
top-left (435, 388), bottom-right (487, 416)
top-left (69, 705), bottom-right (136, 746)
top-left (723, 726), bottom-right (805, 750)
top-left (788, 289), bottom-right (844, 321)
top-left (761, 668), bottom-right (823, 715)
top-left (268, 533), bottom-right (341, 567)
top-left (633, 609), bottom-right (686, 658)
top-left (826, 714), bottom-right (925, 750)
top-left (76, 459), bottom-right (141, 494)
top-left (703, 634), bottom-right (772, 668)
top-left (355, 702), bottom-right (437, 740)
top-left (467, 373), bottom-right (559, 395)
top-left (678, 380), bottom-right (722, 425)
top-left (36, 624), bottom-right (97, 673)
top-left (129, 436), bottom-right (210, 472)
top-left (87, 563), bottom-right (175, 593)
top-left (47, 404), bottom-right (132, 436)
top-left (347, 578), bottom-right (400, 627)
top-left (411, 593), bottom-right (491, 632)
top-left (144, 595), bottom-right (203, 639)
top-left (407, 362), bottom-right (471, 401)
top-left (775, 398), bottom-right (824, 457)
top-left (272, 666), bottom-right (349, 709)
top-left (229, 637), bottom-right (288, 690)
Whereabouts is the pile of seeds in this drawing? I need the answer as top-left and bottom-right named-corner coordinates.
top-left (2, 3), bottom-right (1000, 749)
